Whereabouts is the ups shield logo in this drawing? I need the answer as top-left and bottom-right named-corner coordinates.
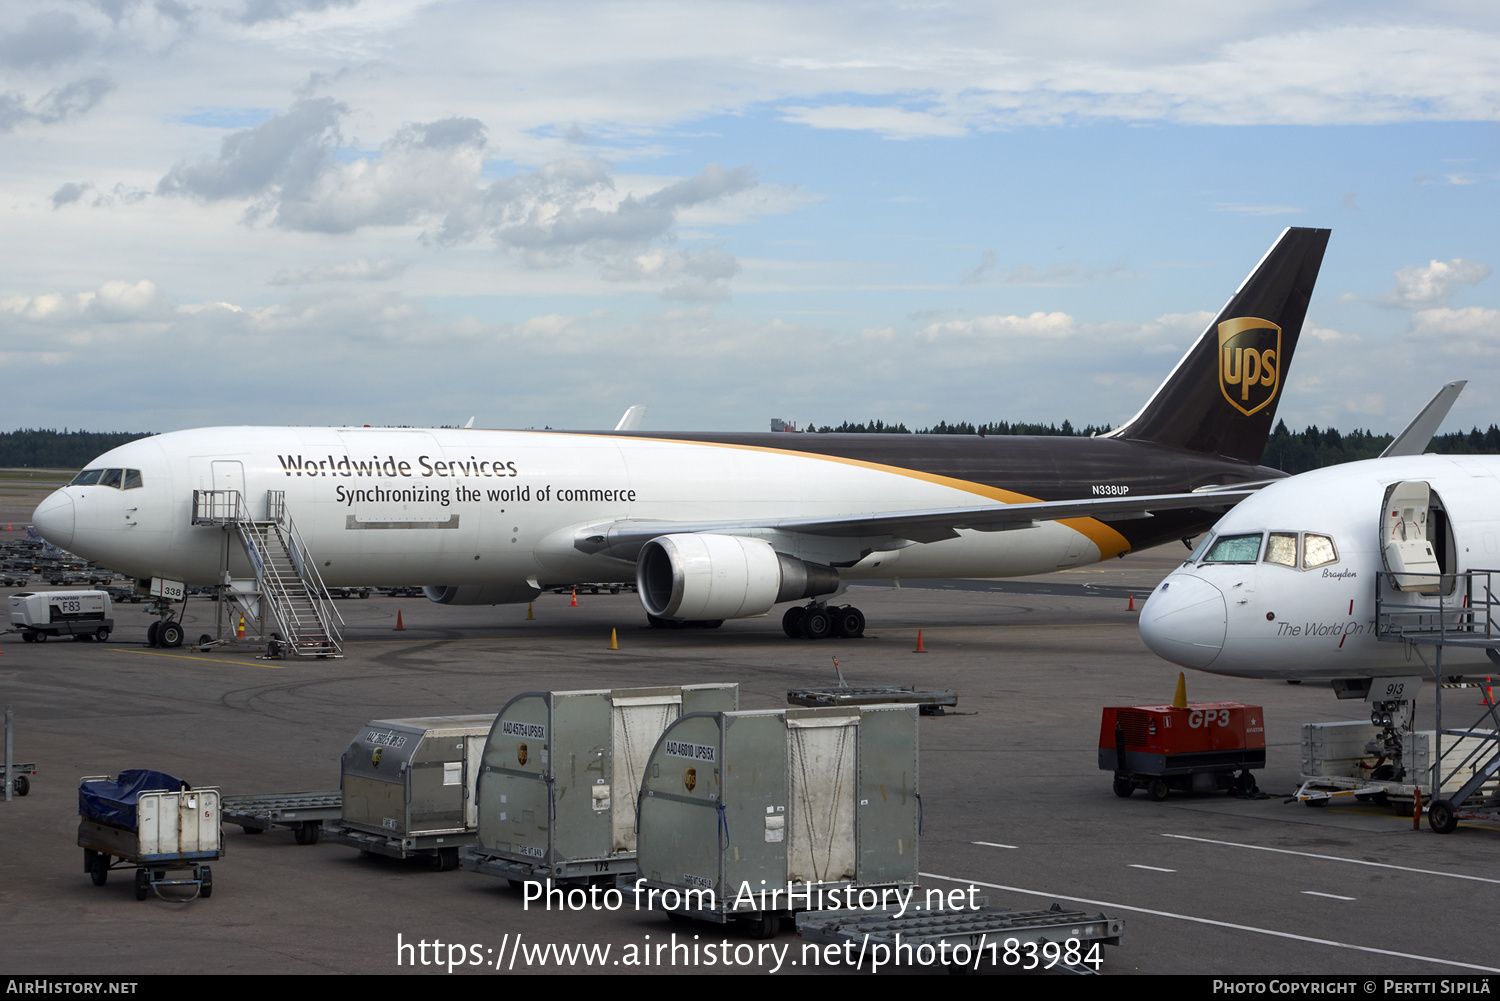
top-left (1218, 317), bottom-right (1281, 417)
top-left (516, 743), bottom-right (528, 766)
top-left (683, 767), bottom-right (697, 792)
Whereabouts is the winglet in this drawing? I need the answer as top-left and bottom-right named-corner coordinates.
top-left (1380, 381), bottom-right (1466, 458)
top-left (615, 405), bottom-right (647, 431)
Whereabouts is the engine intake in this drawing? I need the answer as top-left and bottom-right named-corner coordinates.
top-left (636, 534), bottom-right (838, 621)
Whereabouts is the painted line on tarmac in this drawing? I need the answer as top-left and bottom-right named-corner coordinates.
top-left (1162, 834), bottom-right (1500, 885)
top-left (921, 872), bottom-right (1500, 973)
top-left (972, 841), bottom-right (1017, 849)
top-left (1127, 864), bottom-right (1176, 872)
top-left (112, 648), bottom-right (288, 668)
top-left (1302, 891), bottom-right (1356, 901)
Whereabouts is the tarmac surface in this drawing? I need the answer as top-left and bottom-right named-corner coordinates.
top-left (3, 520), bottom-right (1499, 976)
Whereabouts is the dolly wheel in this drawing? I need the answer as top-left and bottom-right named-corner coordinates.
top-left (200, 866), bottom-right (213, 898)
top-left (1148, 778), bottom-right (1170, 801)
top-left (294, 823), bottom-right (322, 845)
top-left (431, 847), bottom-right (458, 872)
top-left (745, 911), bottom-right (777, 939)
top-left (90, 853), bottom-right (110, 886)
top-left (1428, 799), bottom-right (1459, 835)
top-left (1112, 776), bottom-right (1134, 798)
top-left (134, 869), bottom-right (150, 901)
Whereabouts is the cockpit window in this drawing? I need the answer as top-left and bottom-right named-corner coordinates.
top-left (67, 467), bottom-right (142, 489)
top-left (1265, 533), bottom-right (1298, 567)
top-left (1202, 533), bottom-right (1262, 563)
top-left (1303, 534), bottom-right (1338, 569)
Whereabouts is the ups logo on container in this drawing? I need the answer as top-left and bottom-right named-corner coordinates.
top-left (1218, 317), bottom-right (1281, 416)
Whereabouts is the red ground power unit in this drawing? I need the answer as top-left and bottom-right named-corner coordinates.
top-left (1099, 702), bottom-right (1265, 800)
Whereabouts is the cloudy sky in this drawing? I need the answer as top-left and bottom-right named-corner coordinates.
top-left (2, 1), bottom-right (1497, 436)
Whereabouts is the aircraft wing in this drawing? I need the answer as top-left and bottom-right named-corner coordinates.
top-left (575, 487), bottom-right (1260, 558)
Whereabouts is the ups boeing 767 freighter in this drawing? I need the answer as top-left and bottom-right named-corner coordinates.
top-left (31, 228), bottom-right (1329, 645)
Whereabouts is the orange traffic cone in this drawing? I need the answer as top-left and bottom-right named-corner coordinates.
top-left (395, 610), bottom-right (404, 631)
top-left (570, 589), bottom-right (579, 607)
top-left (235, 614), bottom-right (246, 640)
top-left (1483, 677), bottom-right (1494, 706)
top-left (914, 630), bottom-right (927, 653)
top-left (609, 628), bottom-right (618, 650)
top-left (526, 602), bottom-right (534, 620)
top-left (1127, 593), bottom-right (1135, 611)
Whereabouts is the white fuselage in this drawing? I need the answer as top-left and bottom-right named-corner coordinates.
top-left (1139, 453), bottom-right (1500, 680)
top-left (32, 426), bottom-right (1122, 593)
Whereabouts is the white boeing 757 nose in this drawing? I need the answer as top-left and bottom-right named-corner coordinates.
top-left (1138, 572), bottom-right (1227, 669)
top-left (32, 489), bottom-right (75, 551)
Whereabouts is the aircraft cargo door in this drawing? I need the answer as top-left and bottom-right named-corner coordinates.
top-left (1382, 480), bottom-right (1451, 595)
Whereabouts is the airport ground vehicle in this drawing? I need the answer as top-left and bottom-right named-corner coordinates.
top-left (9, 589), bottom-right (114, 642)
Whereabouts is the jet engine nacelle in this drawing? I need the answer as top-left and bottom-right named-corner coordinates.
top-left (636, 533), bottom-right (839, 621)
top-left (424, 582), bottom-right (543, 605)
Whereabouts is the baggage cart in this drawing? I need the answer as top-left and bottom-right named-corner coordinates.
top-left (5, 763), bottom-right (36, 797)
top-left (77, 771), bottom-right (222, 901)
top-left (221, 790), bottom-right (342, 843)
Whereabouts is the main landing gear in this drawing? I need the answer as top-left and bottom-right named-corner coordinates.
top-left (782, 602), bottom-right (865, 640)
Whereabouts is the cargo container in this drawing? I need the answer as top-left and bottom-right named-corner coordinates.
top-left (634, 704), bottom-right (919, 937)
top-left (325, 714), bottom-right (496, 870)
top-left (463, 684), bottom-right (738, 886)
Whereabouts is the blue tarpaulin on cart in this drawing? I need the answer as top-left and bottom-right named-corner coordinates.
top-left (79, 770), bottom-right (189, 829)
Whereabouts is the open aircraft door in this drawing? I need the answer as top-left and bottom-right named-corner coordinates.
top-left (1382, 480), bottom-right (1448, 595)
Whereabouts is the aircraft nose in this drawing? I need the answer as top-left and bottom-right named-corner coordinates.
top-left (32, 490), bottom-right (75, 550)
top-left (1139, 572), bottom-right (1227, 669)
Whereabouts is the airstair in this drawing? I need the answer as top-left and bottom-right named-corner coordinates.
top-left (192, 489), bottom-right (344, 658)
top-left (1374, 569), bottom-right (1500, 830)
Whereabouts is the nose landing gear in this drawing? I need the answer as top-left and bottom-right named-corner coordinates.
top-left (145, 596), bottom-right (185, 648)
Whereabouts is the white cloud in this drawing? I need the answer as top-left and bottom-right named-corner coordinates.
top-left (0, 10), bottom-right (96, 69)
top-left (1406, 306), bottom-right (1500, 355)
top-left (1381, 259), bottom-right (1491, 309)
top-left (918, 311), bottom-right (1075, 341)
top-left (1303, 322), bottom-right (1357, 343)
top-left (0, 279), bottom-right (171, 323)
top-left (0, 76), bottom-right (112, 132)
top-left (269, 258), bottom-right (406, 284)
top-left (155, 101), bottom-right (759, 286)
top-left (1213, 203), bottom-right (1304, 216)
top-left (778, 104), bottom-right (968, 140)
